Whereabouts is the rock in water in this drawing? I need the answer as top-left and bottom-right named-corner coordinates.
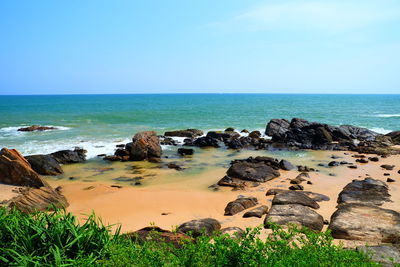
top-left (177, 148), bottom-right (194, 156)
top-left (130, 131), bottom-right (162, 161)
top-left (25, 154), bottom-right (63, 176)
top-left (264, 204), bottom-right (324, 231)
top-left (329, 204), bottom-right (400, 243)
top-left (272, 191), bottom-right (320, 209)
top-left (224, 197), bottom-right (258, 215)
top-left (177, 218), bottom-right (221, 237)
top-left (243, 205), bottom-right (268, 218)
top-left (337, 178), bottom-right (391, 206)
top-left (164, 129), bottom-right (203, 138)
top-left (51, 148), bottom-right (87, 164)
top-left (0, 148), bottom-right (45, 188)
top-left (265, 119), bottom-right (290, 140)
top-left (17, 125), bottom-right (57, 131)
top-left (226, 161), bottom-right (280, 182)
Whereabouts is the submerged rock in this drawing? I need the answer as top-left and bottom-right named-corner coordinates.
top-left (177, 148), bottom-right (194, 156)
top-left (177, 218), bottom-right (221, 237)
top-left (26, 154), bottom-right (63, 176)
top-left (224, 197), bottom-right (258, 216)
top-left (329, 203), bottom-right (400, 243)
top-left (164, 129), bottom-right (203, 138)
top-left (17, 125), bottom-right (57, 132)
top-left (51, 148), bottom-right (87, 164)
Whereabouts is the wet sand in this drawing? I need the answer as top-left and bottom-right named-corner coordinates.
top-left (44, 148), bottom-right (400, 246)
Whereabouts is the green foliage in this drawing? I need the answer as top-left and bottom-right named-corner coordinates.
top-left (0, 207), bottom-right (382, 266)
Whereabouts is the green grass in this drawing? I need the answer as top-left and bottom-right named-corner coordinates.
top-left (0, 207), bottom-right (385, 266)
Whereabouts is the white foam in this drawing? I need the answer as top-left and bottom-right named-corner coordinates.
top-left (368, 127), bottom-right (392, 135)
top-left (0, 125), bottom-right (71, 135)
top-left (373, 114), bottom-right (400, 118)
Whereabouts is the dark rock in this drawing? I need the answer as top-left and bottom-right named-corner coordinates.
top-left (167, 163), bottom-right (183, 171)
top-left (297, 166), bottom-right (314, 172)
top-left (130, 131), bottom-right (162, 161)
top-left (97, 154), bottom-right (106, 157)
top-left (112, 177), bottom-right (136, 182)
top-left (386, 131), bottom-right (400, 145)
top-left (289, 185), bottom-right (304, 191)
top-left (265, 119), bottom-right (290, 139)
top-left (25, 154), bottom-right (63, 176)
top-left (328, 161), bottom-right (339, 167)
top-left (279, 159), bottom-right (295, 170)
top-left (177, 218), bottom-right (221, 237)
top-left (224, 197), bottom-right (258, 215)
top-left (381, 164), bottom-right (395, 170)
top-left (164, 129), bottom-right (203, 138)
top-left (264, 204), bottom-right (324, 231)
top-left (193, 136), bottom-right (220, 148)
top-left (337, 178), bottom-right (391, 206)
top-left (226, 161), bottom-right (280, 182)
top-left (348, 165), bottom-right (358, 169)
top-left (331, 155), bottom-right (341, 159)
top-left (240, 129), bottom-right (249, 133)
top-left (329, 203), bottom-right (400, 243)
top-left (0, 148), bottom-right (45, 188)
top-left (217, 176), bottom-right (246, 189)
top-left (116, 144), bottom-right (125, 148)
top-left (17, 125), bottom-right (57, 131)
top-left (307, 181), bottom-right (313, 184)
top-left (368, 156), bottom-right (379, 162)
top-left (387, 178), bottom-right (395, 183)
top-left (160, 137), bottom-right (176, 146)
top-left (340, 161), bottom-right (349, 164)
top-left (225, 127), bottom-right (235, 132)
top-left (243, 205), bottom-right (268, 218)
top-left (357, 245), bottom-right (400, 266)
top-left (384, 173), bottom-right (390, 176)
top-left (248, 131), bottom-right (261, 138)
top-left (51, 148), bottom-right (87, 164)
top-left (272, 191), bottom-right (320, 209)
top-left (356, 158), bottom-right (369, 164)
top-left (177, 148), bottom-right (194, 156)
top-left (328, 173), bottom-right (336, 177)
top-left (115, 148), bottom-right (129, 157)
top-left (103, 155), bottom-right (123, 161)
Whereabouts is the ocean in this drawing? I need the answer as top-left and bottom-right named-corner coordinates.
top-left (1, 94), bottom-right (399, 158)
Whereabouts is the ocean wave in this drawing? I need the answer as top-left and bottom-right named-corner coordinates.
top-left (368, 127), bottom-right (392, 135)
top-left (373, 114), bottom-right (400, 118)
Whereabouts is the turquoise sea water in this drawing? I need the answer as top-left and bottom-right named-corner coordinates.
top-left (0, 94), bottom-right (399, 158)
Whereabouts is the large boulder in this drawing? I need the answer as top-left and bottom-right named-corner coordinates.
top-left (177, 218), bottom-right (221, 237)
top-left (329, 204), bottom-right (400, 243)
top-left (266, 189), bottom-right (330, 202)
top-left (337, 178), bottom-right (391, 206)
top-left (17, 125), bottom-right (57, 132)
top-left (224, 197), bottom-right (258, 216)
top-left (164, 129), bottom-right (203, 138)
top-left (51, 148), bottom-right (86, 164)
top-left (386, 131), bottom-right (400, 145)
top-left (265, 119), bottom-right (290, 139)
top-left (193, 136), bottom-right (220, 148)
top-left (226, 161), bottom-right (280, 182)
top-left (129, 131), bottom-right (162, 161)
top-left (0, 148), bottom-right (45, 188)
top-left (243, 205), bottom-right (268, 218)
top-left (272, 191), bottom-right (320, 209)
top-left (264, 204), bottom-right (324, 231)
top-left (25, 154), bottom-right (63, 176)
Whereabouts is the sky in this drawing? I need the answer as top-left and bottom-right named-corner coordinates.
top-left (0, 0), bottom-right (399, 95)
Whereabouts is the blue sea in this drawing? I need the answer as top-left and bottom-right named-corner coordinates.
top-left (0, 94), bottom-right (399, 158)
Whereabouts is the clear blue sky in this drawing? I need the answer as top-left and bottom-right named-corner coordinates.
top-left (0, 0), bottom-right (399, 95)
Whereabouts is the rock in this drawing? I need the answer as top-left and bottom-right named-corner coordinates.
top-left (265, 119), bottom-right (290, 139)
top-left (226, 161), bottom-right (280, 182)
top-left (167, 163), bottom-right (183, 171)
top-left (243, 205), bottom-right (268, 218)
top-left (386, 131), bottom-right (400, 145)
top-left (220, 227), bottom-right (245, 239)
top-left (381, 164), bottom-right (395, 170)
top-left (272, 191), bottom-right (320, 209)
top-left (387, 178), bottom-right (395, 183)
top-left (103, 155), bottom-right (123, 161)
top-left (51, 148), bottom-right (87, 164)
top-left (164, 129), bottom-right (203, 138)
top-left (348, 165), bottom-right (358, 169)
top-left (337, 178), bottom-right (391, 206)
top-left (193, 136), bottom-right (220, 148)
top-left (356, 158), bottom-right (369, 164)
top-left (124, 226), bottom-right (189, 248)
top-left (264, 204), bottom-right (324, 231)
top-left (177, 218), bottom-right (221, 237)
top-left (25, 154), bottom-right (63, 176)
top-left (225, 127), bottom-right (235, 132)
top-left (329, 204), bottom-right (400, 243)
top-left (368, 156), bottom-right (379, 162)
top-left (357, 245), bottom-right (400, 266)
top-left (7, 185), bottom-right (69, 213)
top-left (17, 125), bottom-right (57, 131)
top-left (279, 159), bottom-right (295, 170)
top-left (224, 197), bottom-right (258, 216)
top-left (217, 176), bottom-right (246, 189)
top-left (266, 189), bottom-right (330, 202)
top-left (384, 173), bottom-right (390, 176)
top-left (289, 185), bottom-right (304, 191)
top-left (241, 129), bottom-right (249, 133)
top-left (307, 181), bottom-right (313, 184)
top-left (248, 131), bottom-right (261, 138)
top-left (177, 148), bottom-right (194, 156)
top-left (0, 148), bottom-right (45, 188)
top-left (130, 131), bottom-right (162, 161)
top-left (297, 166), bottom-right (314, 172)
top-left (328, 161), bottom-right (339, 167)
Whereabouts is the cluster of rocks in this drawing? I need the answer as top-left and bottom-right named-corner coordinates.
top-left (25, 148), bottom-right (87, 176)
top-left (328, 178), bottom-right (400, 243)
top-left (0, 148), bottom-right (68, 212)
top-left (265, 118), bottom-right (400, 155)
top-left (103, 131), bottom-right (162, 162)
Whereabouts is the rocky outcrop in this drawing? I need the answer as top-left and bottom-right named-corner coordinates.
top-left (264, 204), bottom-right (324, 231)
top-left (124, 226), bottom-right (190, 248)
top-left (51, 148), bottom-right (87, 164)
top-left (177, 218), bottom-right (221, 237)
top-left (129, 131), bottom-right (162, 161)
top-left (224, 197), bottom-right (258, 216)
top-left (337, 178), bottom-right (391, 206)
top-left (271, 191), bottom-right (320, 209)
top-left (164, 129), bottom-right (203, 138)
top-left (387, 131), bottom-right (400, 145)
top-left (17, 125), bottom-right (57, 131)
top-left (265, 119), bottom-right (290, 140)
top-left (243, 205), bottom-right (268, 218)
top-left (25, 154), bottom-right (63, 176)
top-left (329, 204), bottom-right (400, 243)
top-left (177, 148), bottom-right (194, 156)
top-left (226, 161), bottom-right (280, 183)
top-left (0, 148), bottom-right (45, 188)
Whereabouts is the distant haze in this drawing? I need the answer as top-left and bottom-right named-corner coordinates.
top-left (0, 0), bottom-right (399, 95)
